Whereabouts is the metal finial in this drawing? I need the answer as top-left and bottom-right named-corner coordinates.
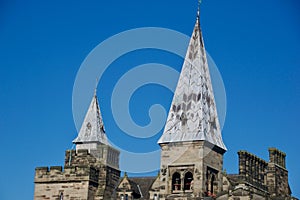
top-left (94, 77), bottom-right (99, 96)
top-left (197, 0), bottom-right (202, 18)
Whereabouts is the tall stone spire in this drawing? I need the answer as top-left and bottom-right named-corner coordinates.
top-left (73, 91), bottom-right (108, 148)
top-left (158, 13), bottom-right (226, 151)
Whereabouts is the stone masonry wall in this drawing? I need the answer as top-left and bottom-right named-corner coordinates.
top-left (34, 147), bottom-right (120, 200)
top-left (34, 182), bottom-right (89, 200)
top-left (159, 141), bottom-right (225, 199)
top-left (267, 148), bottom-right (290, 197)
top-left (203, 143), bottom-right (225, 196)
top-left (34, 166), bottom-right (98, 200)
top-left (238, 150), bottom-right (268, 191)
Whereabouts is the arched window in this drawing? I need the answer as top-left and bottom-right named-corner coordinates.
top-left (172, 172), bottom-right (181, 191)
top-left (120, 194), bottom-right (124, 200)
top-left (154, 193), bottom-right (158, 200)
top-left (184, 171), bottom-right (193, 191)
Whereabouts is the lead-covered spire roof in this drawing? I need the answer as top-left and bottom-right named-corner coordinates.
top-left (158, 13), bottom-right (226, 151)
top-left (73, 92), bottom-right (108, 145)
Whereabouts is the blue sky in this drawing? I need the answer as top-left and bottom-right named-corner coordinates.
top-left (0, 0), bottom-right (299, 199)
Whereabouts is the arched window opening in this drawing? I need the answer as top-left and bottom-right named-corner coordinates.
top-left (120, 194), bottom-right (124, 200)
top-left (184, 171), bottom-right (193, 191)
top-left (172, 172), bottom-right (181, 191)
top-left (154, 193), bottom-right (158, 200)
top-left (206, 167), bottom-right (218, 197)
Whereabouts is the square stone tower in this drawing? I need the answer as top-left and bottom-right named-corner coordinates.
top-left (34, 93), bottom-right (120, 200)
top-left (267, 148), bottom-right (290, 198)
top-left (158, 12), bottom-right (226, 199)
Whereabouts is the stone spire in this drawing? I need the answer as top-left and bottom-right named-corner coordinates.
top-left (158, 14), bottom-right (226, 151)
top-left (73, 91), bottom-right (108, 146)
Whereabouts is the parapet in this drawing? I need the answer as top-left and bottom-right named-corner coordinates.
top-left (237, 147), bottom-right (290, 193)
top-left (34, 165), bottom-right (99, 184)
top-left (238, 150), bottom-right (268, 191)
top-left (268, 147), bottom-right (286, 169)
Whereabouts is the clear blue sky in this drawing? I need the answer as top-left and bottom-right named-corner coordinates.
top-left (0, 0), bottom-right (299, 199)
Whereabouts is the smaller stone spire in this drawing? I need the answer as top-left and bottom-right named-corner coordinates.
top-left (73, 90), bottom-right (108, 148)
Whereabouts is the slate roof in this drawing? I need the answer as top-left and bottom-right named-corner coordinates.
top-left (129, 177), bottom-right (157, 199)
top-left (117, 176), bottom-right (157, 199)
top-left (226, 174), bottom-right (241, 186)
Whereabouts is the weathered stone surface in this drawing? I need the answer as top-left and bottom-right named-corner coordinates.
top-left (34, 145), bottom-right (120, 200)
top-left (158, 141), bottom-right (225, 200)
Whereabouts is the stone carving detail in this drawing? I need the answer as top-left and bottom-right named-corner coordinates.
top-left (85, 122), bottom-right (92, 137)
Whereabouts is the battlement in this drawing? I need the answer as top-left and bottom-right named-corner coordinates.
top-left (238, 150), bottom-right (268, 191)
top-left (266, 148), bottom-right (290, 197)
top-left (237, 148), bottom-right (291, 196)
top-left (34, 165), bottom-right (99, 184)
top-left (238, 150), bottom-right (268, 165)
top-left (269, 147), bottom-right (286, 169)
top-left (34, 146), bottom-right (121, 200)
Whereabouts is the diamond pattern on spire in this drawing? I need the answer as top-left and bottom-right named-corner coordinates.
top-left (158, 18), bottom-right (226, 151)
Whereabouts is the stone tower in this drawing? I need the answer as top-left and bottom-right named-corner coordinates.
top-left (157, 10), bottom-right (227, 199)
top-left (34, 93), bottom-right (120, 200)
top-left (267, 148), bottom-right (290, 198)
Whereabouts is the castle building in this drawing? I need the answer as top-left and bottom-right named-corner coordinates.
top-left (33, 6), bottom-right (298, 200)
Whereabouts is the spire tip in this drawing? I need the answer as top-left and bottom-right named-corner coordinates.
top-left (94, 78), bottom-right (99, 97)
top-left (197, 0), bottom-right (202, 18)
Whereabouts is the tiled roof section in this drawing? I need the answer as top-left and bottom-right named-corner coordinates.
top-left (131, 177), bottom-right (156, 199)
top-left (73, 94), bottom-right (108, 144)
top-left (158, 16), bottom-right (226, 151)
top-left (116, 176), bottom-right (156, 199)
top-left (226, 174), bottom-right (241, 186)
top-left (126, 179), bottom-right (140, 197)
top-left (128, 177), bottom-right (156, 199)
